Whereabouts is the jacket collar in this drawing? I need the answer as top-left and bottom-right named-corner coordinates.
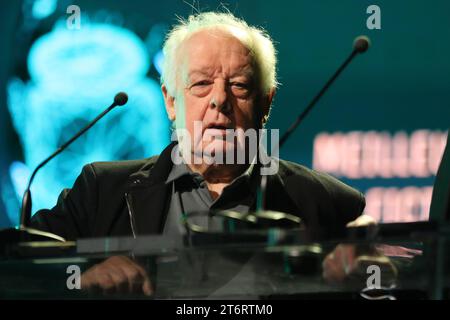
top-left (124, 142), bottom-right (177, 235)
top-left (124, 142), bottom-right (309, 236)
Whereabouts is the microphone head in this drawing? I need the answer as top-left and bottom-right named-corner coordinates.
top-left (114, 92), bottom-right (128, 106)
top-left (353, 35), bottom-right (371, 53)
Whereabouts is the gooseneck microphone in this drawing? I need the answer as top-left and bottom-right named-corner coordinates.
top-left (278, 35), bottom-right (371, 148)
top-left (257, 35), bottom-right (371, 211)
top-left (19, 92), bottom-right (129, 230)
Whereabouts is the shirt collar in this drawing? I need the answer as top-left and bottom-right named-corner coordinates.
top-left (165, 162), bottom-right (195, 185)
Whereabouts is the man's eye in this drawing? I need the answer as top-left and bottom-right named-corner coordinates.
top-left (189, 81), bottom-right (212, 96)
top-left (192, 81), bottom-right (211, 87)
top-left (231, 83), bottom-right (248, 89)
top-left (231, 83), bottom-right (251, 97)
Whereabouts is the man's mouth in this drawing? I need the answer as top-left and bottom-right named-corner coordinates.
top-left (203, 124), bottom-right (234, 140)
top-left (205, 123), bottom-right (233, 132)
top-left (208, 125), bottom-right (228, 130)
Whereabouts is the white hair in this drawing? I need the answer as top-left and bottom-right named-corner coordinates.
top-left (161, 11), bottom-right (278, 97)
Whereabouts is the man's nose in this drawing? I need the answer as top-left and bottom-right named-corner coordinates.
top-left (210, 81), bottom-right (231, 114)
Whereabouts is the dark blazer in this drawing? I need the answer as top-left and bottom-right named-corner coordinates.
top-left (31, 143), bottom-right (365, 241)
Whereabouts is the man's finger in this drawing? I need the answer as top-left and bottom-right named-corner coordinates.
top-left (125, 259), bottom-right (153, 296)
top-left (142, 277), bottom-right (153, 296)
top-left (95, 272), bottom-right (117, 295)
top-left (106, 265), bottom-right (130, 294)
top-left (346, 214), bottom-right (377, 227)
top-left (119, 263), bottom-right (146, 293)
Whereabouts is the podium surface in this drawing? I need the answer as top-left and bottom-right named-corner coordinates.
top-left (0, 224), bottom-right (448, 300)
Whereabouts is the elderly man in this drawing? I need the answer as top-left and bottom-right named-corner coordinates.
top-left (31, 12), bottom-right (374, 295)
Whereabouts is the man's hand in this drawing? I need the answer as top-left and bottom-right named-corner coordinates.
top-left (345, 214), bottom-right (377, 228)
top-left (322, 243), bottom-right (397, 284)
top-left (322, 215), bottom-right (397, 284)
top-left (81, 256), bottom-right (153, 296)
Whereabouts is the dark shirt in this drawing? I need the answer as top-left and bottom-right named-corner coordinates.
top-left (163, 157), bottom-right (258, 239)
top-left (160, 158), bottom-right (262, 296)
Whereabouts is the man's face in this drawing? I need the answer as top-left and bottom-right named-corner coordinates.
top-left (163, 29), bottom-right (272, 164)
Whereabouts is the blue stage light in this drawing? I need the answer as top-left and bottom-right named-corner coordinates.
top-left (7, 21), bottom-right (169, 218)
top-left (153, 50), bottom-right (164, 76)
top-left (31, 0), bottom-right (57, 20)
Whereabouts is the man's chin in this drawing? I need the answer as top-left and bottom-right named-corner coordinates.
top-left (191, 141), bottom-right (239, 165)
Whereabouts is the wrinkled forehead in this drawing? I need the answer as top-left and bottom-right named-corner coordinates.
top-left (176, 28), bottom-right (256, 76)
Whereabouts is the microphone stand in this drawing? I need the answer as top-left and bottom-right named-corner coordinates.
top-left (255, 36), bottom-right (371, 216)
top-left (0, 92), bottom-right (128, 254)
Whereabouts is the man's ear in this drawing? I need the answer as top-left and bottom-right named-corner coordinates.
top-left (262, 88), bottom-right (276, 125)
top-left (161, 84), bottom-right (176, 121)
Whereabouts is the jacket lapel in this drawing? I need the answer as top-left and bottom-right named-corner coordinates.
top-left (281, 161), bottom-right (342, 239)
top-left (125, 142), bottom-right (176, 235)
top-left (265, 173), bottom-right (302, 217)
top-left (268, 162), bottom-right (331, 240)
